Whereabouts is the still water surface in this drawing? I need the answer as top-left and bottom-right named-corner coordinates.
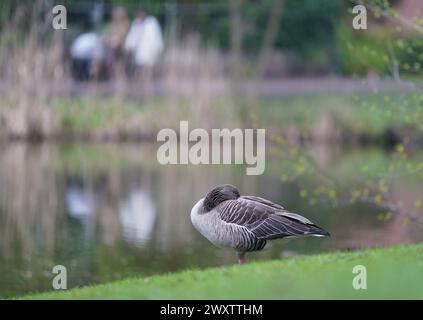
top-left (0, 142), bottom-right (422, 297)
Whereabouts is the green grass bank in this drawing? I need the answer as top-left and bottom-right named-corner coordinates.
top-left (21, 244), bottom-right (423, 299)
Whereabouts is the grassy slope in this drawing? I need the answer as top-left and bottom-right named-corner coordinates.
top-left (22, 244), bottom-right (423, 300)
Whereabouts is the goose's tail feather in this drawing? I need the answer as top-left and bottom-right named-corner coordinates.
top-left (307, 224), bottom-right (330, 237)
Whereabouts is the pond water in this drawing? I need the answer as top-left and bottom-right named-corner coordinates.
top-left (0, 142), bottom-right (422, 298)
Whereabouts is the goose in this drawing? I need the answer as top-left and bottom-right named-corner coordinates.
top-left (191, 184), bottom-right (330, 264)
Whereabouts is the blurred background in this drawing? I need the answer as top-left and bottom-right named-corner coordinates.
top-left (0, 0), bottom-right (422, 298)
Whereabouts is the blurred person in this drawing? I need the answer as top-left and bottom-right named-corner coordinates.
top-left (70, 30), bottom-right (105, 81)
top-left (124, 10), bottom-right (164, 75)
top-left (103, 6), bottom-right (130, 73)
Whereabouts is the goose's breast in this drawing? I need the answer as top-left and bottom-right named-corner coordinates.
top-left (191, 200), bottom-right (238, 248)
top-left (191, 200), bottom-right (256, 250)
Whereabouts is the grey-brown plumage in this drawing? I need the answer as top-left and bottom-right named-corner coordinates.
top-left (191, 184), bottom-right (330, 264)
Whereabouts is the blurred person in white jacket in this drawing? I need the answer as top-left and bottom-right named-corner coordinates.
top-left (124, 11), bottom-right (164, 70)
top-left (70, 32), bottom-right (105, 80)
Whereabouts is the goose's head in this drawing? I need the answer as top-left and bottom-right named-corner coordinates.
top-left (203, 184), bottom-right (240, 212)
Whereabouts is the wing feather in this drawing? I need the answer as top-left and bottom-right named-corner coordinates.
top-left (217, 196), bottom-right (329, 240)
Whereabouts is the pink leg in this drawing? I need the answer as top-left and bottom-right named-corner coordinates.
top-left (237, 252), bottom-right (246, 264)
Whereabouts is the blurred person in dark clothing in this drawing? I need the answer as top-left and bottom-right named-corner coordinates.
top-left (69, 23), bottom-right (105, 81)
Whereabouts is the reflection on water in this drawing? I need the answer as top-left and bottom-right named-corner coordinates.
top-left (119, 188), bottom-right (156, 245)
top-left (67, 184), bottom-right (96, 221)
top-left (0, 142), bottom-right (422, 298)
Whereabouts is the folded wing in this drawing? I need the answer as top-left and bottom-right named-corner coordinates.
top-left (217, 196), bottom-right (329, 240)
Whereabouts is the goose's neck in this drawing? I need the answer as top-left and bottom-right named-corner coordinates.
top-left (191, 198), bottom-right (207, 217)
